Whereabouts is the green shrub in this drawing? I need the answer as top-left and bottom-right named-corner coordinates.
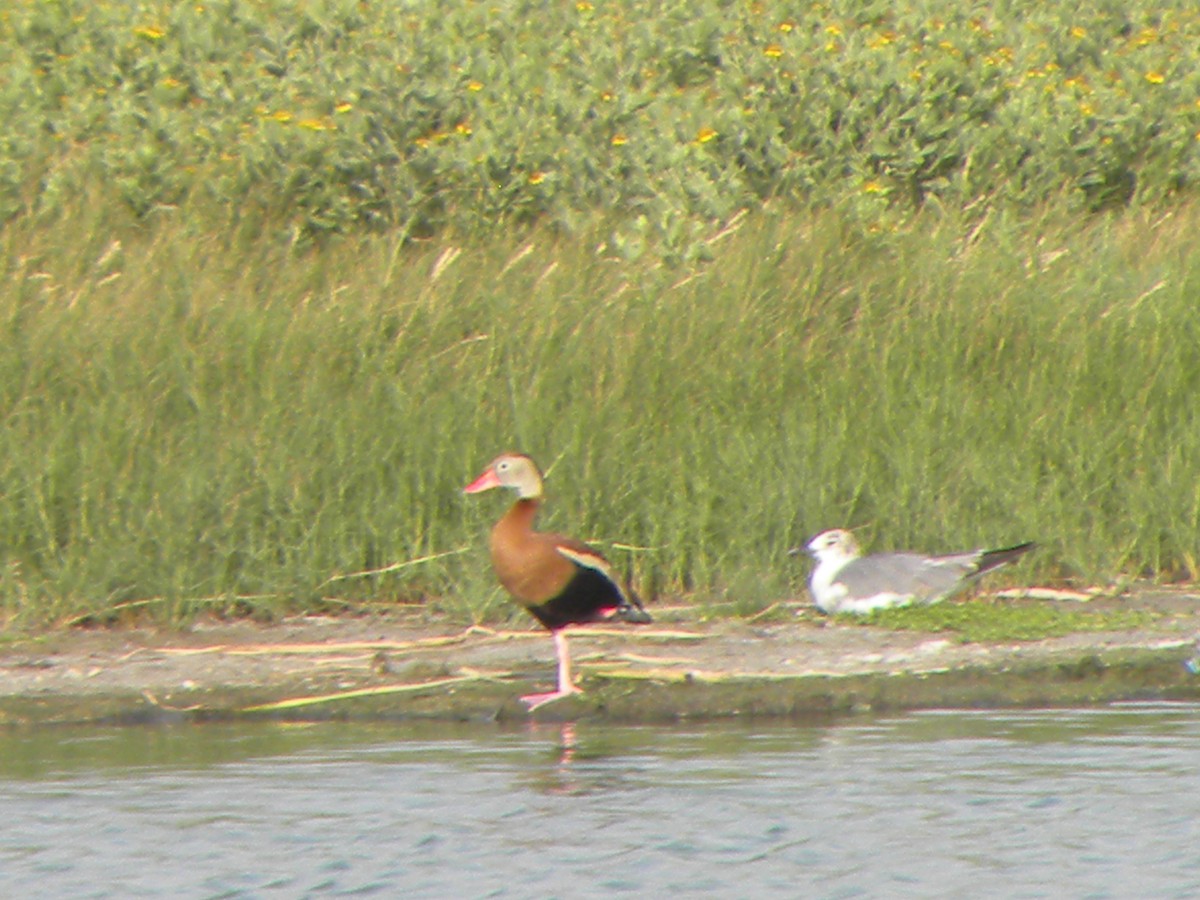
top-left (2, 1), bottom-right (1198, 255)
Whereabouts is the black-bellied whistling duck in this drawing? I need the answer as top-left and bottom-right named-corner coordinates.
top-left (464, 452), bottom-right (651, 710)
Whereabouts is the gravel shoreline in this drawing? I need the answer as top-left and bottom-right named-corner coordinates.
top-left (3, 591), bottom-right (1198, 725)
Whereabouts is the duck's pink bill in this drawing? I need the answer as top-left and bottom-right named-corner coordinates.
top-left (463, 468), bottom-right (502, 494)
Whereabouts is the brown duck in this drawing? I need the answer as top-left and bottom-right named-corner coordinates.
top-left (464, 452), bottom-right (651, 710)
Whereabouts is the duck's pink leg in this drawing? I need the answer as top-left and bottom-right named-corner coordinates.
top-left (520, 630), bottom-right (583, 711)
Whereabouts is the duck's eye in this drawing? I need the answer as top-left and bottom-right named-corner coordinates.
top-left (497, 460), bottom-right (510, 471)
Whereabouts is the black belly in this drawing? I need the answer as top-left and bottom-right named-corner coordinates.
top-left (526, 567), bottom-right (625, 631)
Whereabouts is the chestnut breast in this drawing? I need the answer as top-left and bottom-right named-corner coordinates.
top-left (489, 500), bottom-right (579, 606)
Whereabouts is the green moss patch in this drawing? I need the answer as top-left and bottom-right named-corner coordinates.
top-left (850, 601), bottom-right (1160, 644)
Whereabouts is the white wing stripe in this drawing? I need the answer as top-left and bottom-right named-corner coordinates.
top-left (554, 545), bottom-right (630, 602)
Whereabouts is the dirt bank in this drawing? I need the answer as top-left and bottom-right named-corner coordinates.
top-left (2, 590), bottom-right (1198, 726)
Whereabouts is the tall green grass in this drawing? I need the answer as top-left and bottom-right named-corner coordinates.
top-left (2, 195), bottom-right (1198, 626)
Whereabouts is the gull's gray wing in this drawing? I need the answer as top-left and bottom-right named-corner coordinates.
top-left (832, 552), bottom-right (977, 608)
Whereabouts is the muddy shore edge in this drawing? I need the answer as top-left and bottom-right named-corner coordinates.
top-left (3, 592), bottom-right (1199, 727)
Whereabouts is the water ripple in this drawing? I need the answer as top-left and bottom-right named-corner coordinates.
top-left (1, 705), bottom-right (1199, 897)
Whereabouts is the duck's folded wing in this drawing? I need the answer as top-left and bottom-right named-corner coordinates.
top-left (553, 539), bottom-right (651, 623)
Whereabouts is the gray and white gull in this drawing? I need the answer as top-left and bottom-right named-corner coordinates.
top-left (799, 529), bottom-right (1034, 615)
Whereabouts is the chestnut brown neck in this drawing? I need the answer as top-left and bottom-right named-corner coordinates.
top-left (492, 497), bottom-right (540, 544)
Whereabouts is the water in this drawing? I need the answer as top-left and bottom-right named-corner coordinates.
top-left (3, 704), bottom-right (1200, 898)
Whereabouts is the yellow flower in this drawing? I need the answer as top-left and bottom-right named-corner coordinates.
top-left (133, 25), bottom-right (165, 40)
top-left (1070, 26), bottom-right (1087, 39)
top-left (413, 136), bottom-right (431, 149)
top-left (862, 180), bottom-right (885, 194)
top-left (825, 24), bottom-right (842, 36)
top-left (455, 122), bottom-right (472, 135)
top-left (160, 77), bottom-right (182, 89)
top-left (600, 90), bottom-right (615, 102)
top-left (576, 0), bottom-right (593, 10)
top-left (763, 44), bottom-right (783, 58)
top-left (467, 81), bottom-right (484, 92)
top-left (299, 118), bottom-right (334, 131)
top-left (1145, 71), bottom-right (1165, 84)
top-left (528, 171), bottom-right (546, 185)
top-left (777, 21), bottom-right (795, 33)
top-left (268, 110), bottom-right (292, 123)
top-left (611, 134), bottom-right (629, 146)
top-left (335, 101), bottom-right (354, 113)
top-left (695, 127), bottom-right (718, 144)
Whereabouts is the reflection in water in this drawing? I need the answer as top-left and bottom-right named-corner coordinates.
top-left (519, 721), bottom-right (637, 796)
top-left (1, 704), bottom-right (1200, 897)
top-left (549, 721), bottom-right (578, 793)
top-left (510, 720), bottom-right (582, 796)
top-left (559, 720), bottom-right (577, 765)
